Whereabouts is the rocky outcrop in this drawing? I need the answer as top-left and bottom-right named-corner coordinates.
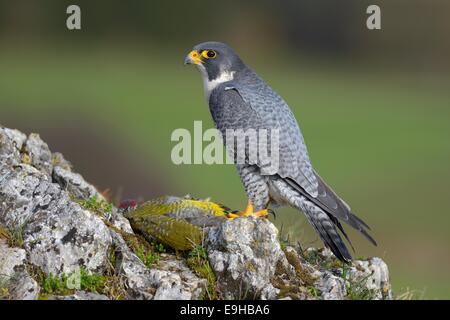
top-left (0, 126), bottom-right (393, 300)
top-left (205, 218), bottom-right (392, 300)
top-left (0, 127), bottom-right (205, 300)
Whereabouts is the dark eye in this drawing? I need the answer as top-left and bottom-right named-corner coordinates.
top-left (207, 50), bottom-right (216, 58)
top-left (202, 50), bottom-right (217, 59)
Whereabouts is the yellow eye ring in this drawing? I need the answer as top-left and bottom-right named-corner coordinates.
top-left (201, 50), bottom-right (216, 59)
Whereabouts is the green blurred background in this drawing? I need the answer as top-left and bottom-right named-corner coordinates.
top-left (1, 0), bottom-right (449, 298)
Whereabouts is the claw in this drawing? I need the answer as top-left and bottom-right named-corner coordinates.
top-left (253, 209), bottom-right (269, 217)
top-left (226, 212), bottom-right (240, 220)
top-left (268, 209), bottom-right (276, 219)
top-left (226, 201), bottom-right (269, 220)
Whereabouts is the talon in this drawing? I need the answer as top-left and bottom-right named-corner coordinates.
top-left (253, 209), bottom-right (269, 217)
top-left (226, 201), bottom-right (269, 219)
top-left (226, 212), bottom-right (240, 220)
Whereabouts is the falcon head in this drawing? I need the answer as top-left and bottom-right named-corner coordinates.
top-left (184, 41), bottom-right (245, 87)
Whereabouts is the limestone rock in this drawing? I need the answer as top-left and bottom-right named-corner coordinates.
top-left (52, 166), bottom-right (103, 201)
top-left (0, 128), bottom-right (26, 166)
top-left (7, 272), bottom-right (40, 300)
top-left (0, 130), bottom-right (112, 275)
top-left (206, 217), bottom-right (284, 299)
top-left (1, 128), bottom-right (27, 151)
top-left (0, 240), bottom-right (27, 279)
top-left (289, 247), bottom-right (394, 300)
top-left (111, 231), bottom-right (206, 300)
top-left (106, 208), bottom-right (133, 234)
top-left (348, 257), bottom-right (393, 300)
top-left (51, 152), bottom-right (72, 171)
top-left (0, 163), bottom-right (59, 228)
top-left (52, 165), bottom-right (132, 234)
top-left (315, 271), bottom-right (346, 300)
top-left (48, 291), bottom-right (109, 300)
top-left (24, 199), bottom-right (112, 275)
top-left (0, 241), bottom-right (40, 300)
top-left (24, 133), bottom-right (53, 177)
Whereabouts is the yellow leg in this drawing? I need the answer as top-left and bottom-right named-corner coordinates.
top-left (226, 201), bottom-right (269, 220)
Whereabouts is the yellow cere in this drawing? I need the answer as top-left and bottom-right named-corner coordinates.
top-left (189, 50), bottom-right (203, 64)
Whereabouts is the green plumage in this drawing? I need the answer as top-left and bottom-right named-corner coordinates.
top-left (124, 196), bottom-right (229, 251)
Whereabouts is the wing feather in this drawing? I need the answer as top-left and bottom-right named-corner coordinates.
top-left (211, 82), bottom-right (319, 195)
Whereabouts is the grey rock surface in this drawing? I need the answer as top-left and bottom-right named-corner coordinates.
top-left (109, 230), bottom-right (155, 300)
top-left (291, 247), bottom-right (394, 300)
top-left (7, 271), bottom-right (40, 300)
top-left (24, 200), bottom-right (112, 275)
top-left (0, 240), bottom-right (27, 279)
top-left (0, 240), bottom-right (39, 300)
top-left (0, 128), bottom-right (26, 166)
top-left (348, 257), bottom-right (393, 300)
top-left (156, 254), bottom-right (208, 300)
top-left (206, 217), bottom-right (283, 299)
top-left (111, 230), bottom-right (206, 300)
top-left (2, 128), bottom-right (27, 151)
top-left (48, 291), bottom-right (110, 300)
top-left (107, 208), bottom-right (134, 234)
top-left (315, 271), bottom-right (346, 300)
top-left (24, 133), bottom-right (53, 177)
top-left (51, 152), bottom-right (72, 171)
top-left (0, 164), bottom-right (56, 227)
top-left (1, 127), bottom-right (112, 275)
top-left (52, 162), bottom-right (132, 234)
top-left (53, 166), bottom-right (103, 201)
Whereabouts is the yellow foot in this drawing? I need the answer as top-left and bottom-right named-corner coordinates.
top-left (226, 201), bottom-right (269, 220)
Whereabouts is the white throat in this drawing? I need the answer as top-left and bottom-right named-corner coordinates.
top-left (197, 65), bottom-right (235, 101)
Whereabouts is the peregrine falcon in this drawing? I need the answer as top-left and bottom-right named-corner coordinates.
top-left (184, 41), bottom-right (376, 262)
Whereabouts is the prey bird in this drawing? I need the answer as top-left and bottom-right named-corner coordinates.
top-left (184, 41), bottom-right (376, 262)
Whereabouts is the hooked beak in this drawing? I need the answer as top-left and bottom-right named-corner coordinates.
top-left (184, 50), bottom-right (203, 65)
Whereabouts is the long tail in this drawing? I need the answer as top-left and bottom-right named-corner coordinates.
top-left (301, 200), bottom-right (353, 262)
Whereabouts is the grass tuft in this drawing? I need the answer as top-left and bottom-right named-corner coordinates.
top-left (341, 264), bottom-right (376, 300)
top-left (40, 267), bottom-right (107, 296)
top-left (187, 245), bottom-right (218, 300)
top-left (26, 263), bottom-right (113, 298)
top-left (75, 195), bottom-right (113, 217)
top-left (135, 244), bottom-right (159, 268)
top-left (0, 223), bottom-right (25, 248)
top-left (0, 278), bottom-right (9, 300)
top-left (396, 287), bottom-right (426, 300)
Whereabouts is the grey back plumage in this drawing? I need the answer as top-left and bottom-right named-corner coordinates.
top-left (210, 68), bottom-right (319, 196)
